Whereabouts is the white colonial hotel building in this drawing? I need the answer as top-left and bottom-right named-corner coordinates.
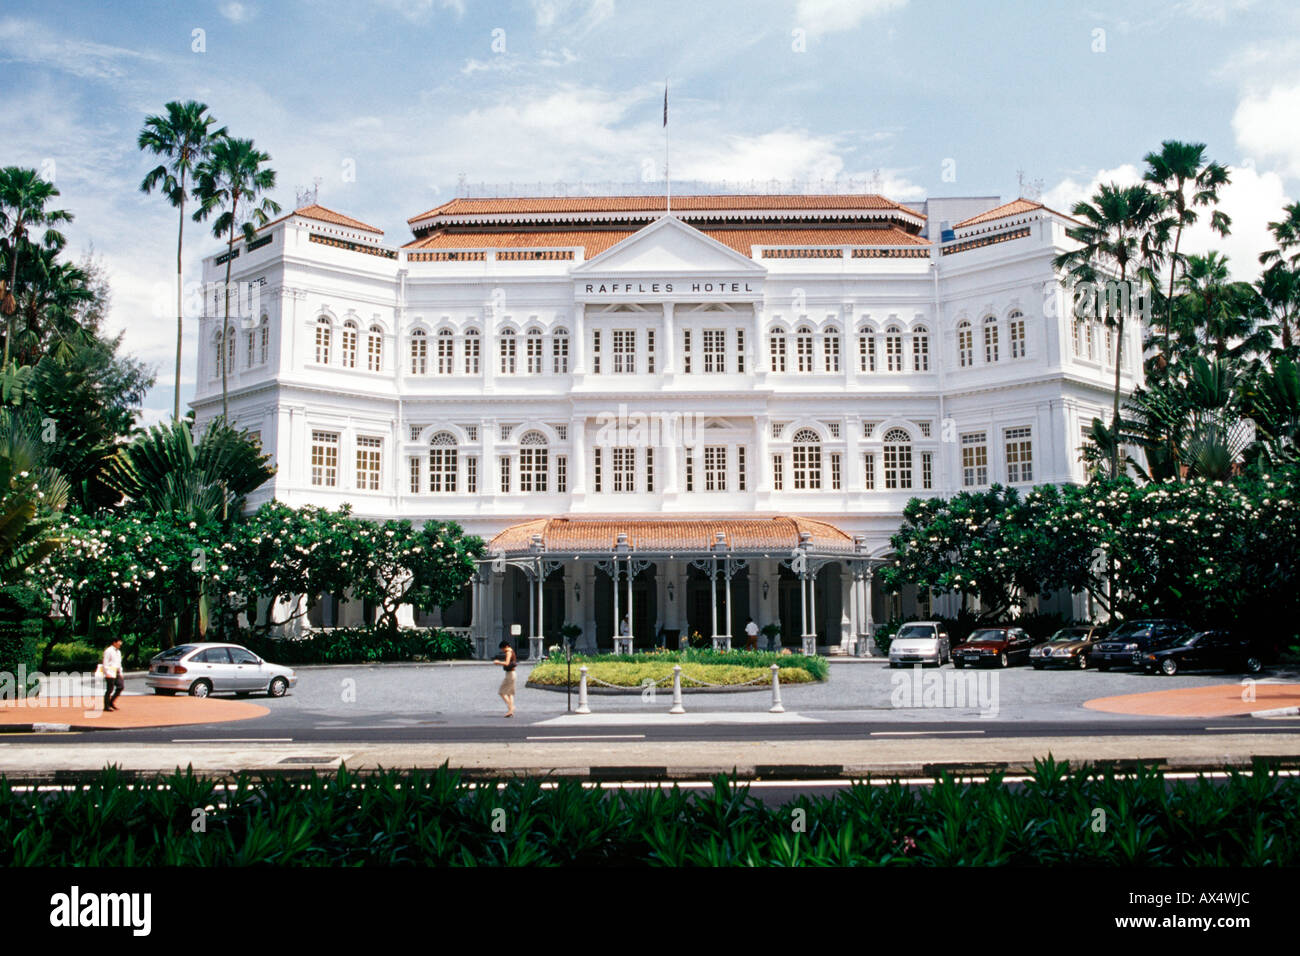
top-left (196, 193), bottom-right (1135, 657)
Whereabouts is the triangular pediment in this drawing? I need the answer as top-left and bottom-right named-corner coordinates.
top-left (572, 215), bottom-right (765, 275)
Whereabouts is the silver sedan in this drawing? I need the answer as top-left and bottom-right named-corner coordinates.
top-left (146, 643), bottom-right (297, 699)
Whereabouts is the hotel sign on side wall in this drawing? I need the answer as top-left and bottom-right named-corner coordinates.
top-left (579, 279), bottom-right (761, 298)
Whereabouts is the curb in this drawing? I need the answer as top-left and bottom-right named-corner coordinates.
top-left (1251, 706), bottom-right (1300, 718)
top-left (0, 722), bottom-right (73, 733)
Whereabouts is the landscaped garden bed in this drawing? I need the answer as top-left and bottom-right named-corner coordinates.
top-left (527, 648), bottom-right (827, 690)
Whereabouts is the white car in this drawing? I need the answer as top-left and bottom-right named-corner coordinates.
top-left (146, 643), bottom-right (297, 698)
top-left (888, 621), bottom-right (951, 667)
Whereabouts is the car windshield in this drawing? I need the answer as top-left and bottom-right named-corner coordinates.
top-left (154, 645), bottom-right (196, 661)
top-left (967, 630), bottom-right (1007, 643)
top-left (895, 626), bottom-right (934, 640)
top-left (1109, 622), bottom-right (1159, 640)
top-left (1049, 629), bottom-right (1088, 641)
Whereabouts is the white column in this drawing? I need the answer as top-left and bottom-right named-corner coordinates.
top-left (572, 307), bottom-right (587, 375)
top-left (723, 557), bottom-right (733, 648)
top-left (626, 558), bottom-right (635, 648)
top-left (799, 572), bottom-right (809, 638)
top-left (581, 564), bottom-right (597, 652)
top-left (571, 417), bottom-right (588, 495)
top-left (862, 568), bottom-right (875, 636)
top-left (756, 414), bottom-right (771, 493)
top-left (661, 302), bottom-right (675, 375)
top-left (709, 557), bottom-right (719, 643)
top-left (482, 307), bottom-right (497, 391)
top-left (840, 570), bottom-right (854, 650)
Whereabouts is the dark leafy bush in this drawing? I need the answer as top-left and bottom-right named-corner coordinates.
top-left (0, 585), bottom-right (46, 679)
top-left (241, 627), bottom-right (472, 665)
top-left (1, 759), bottom-right (1297, 866)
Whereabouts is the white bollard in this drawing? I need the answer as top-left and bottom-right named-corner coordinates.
top-left (769, 663), bottom-right (785, 713)
top-left (576, 665), bottom-right (591, 715)
top-left (669, 664), bottom-right (685, 714)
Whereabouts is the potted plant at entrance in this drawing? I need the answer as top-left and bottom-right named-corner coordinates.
top-left (761, 622), bottom-right (782, 650)
top-left (560, 622), bottom-right (581, 654)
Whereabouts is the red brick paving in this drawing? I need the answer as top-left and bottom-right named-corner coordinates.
top-left (0, 695), bottom-right (268, 730)
top-left (1084, 683), bottom-right (1300, 718)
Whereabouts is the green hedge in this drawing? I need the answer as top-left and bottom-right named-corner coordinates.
top-left (241, 627), bottom-right (472, 665)
top-left (544, 648), bottom-right (828, 682)
top-left (2, 760), bottom-right (1297, 865)
top-left (0, 586), bottom-right (45, 679)
top-left (529, 659), bottom-right (817, 688)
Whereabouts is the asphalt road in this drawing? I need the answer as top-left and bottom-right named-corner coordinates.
top-left (23, 659), bottom-right (1300, 744)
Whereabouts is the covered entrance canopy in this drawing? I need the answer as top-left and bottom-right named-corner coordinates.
top-left (474, 516), bottom-right (878, 659)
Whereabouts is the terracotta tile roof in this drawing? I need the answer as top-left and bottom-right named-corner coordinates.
top-left (409, 193), bottom-right (922, 223)
top-left (952, 197), bottom-right (1076, 229)
top-left (255, 203), bottom-right (385, 236)
top-left (404, 225), bottom-right (928, 258)
top-left (488, 516), bottom-right (855, 556)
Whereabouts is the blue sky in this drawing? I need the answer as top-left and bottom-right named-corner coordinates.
top-left (2, 0), bottom-right (1298, 419)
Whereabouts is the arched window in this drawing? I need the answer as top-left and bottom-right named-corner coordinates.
top-left (857, 326), bottom-right (876, 372)
top-left (499, 328), bottom-right (517, 374)
top-left (341, 320), bottom-right (358, 369)
top-left (885, 325), bottom-right (903, 372)
top-left (525, 328), bottom-right (544, 374)
top-left (518, 430), bottom-right (549, 492)
top-left (1008, 310), bottom-right (1026, 359)
top-left (883, 428), bottom-right (913, 489)
top-left (912, 325), bottom-right (930, 371)
top-left (410, 328), bottom-right (427, 374)
top-left (436, 328), bottom-right (455, 374)
top-left (957, 321), bottom-right (973, 368)
top-left (464, 327), bottom-right (481, 374)
top-left (428, 431), bottom-right (458, 493)
top-left (367, 325), bottom-right (383, 371)
top-left (823, 326), bottom-right (841, 373)
top-left (796, 326), bottom-right (814, 373)
top-left (983, 315), bottom-right (999, 363)
top-left (246, 317), bottom-right (262, 368)
top-left (791, 427), bottom-right (822, 490)
top-left (768, 328), bottom-right (788, 372)
top-left (213, 329), bottom-right (225, 377)
top-left (552, 328), bottom-right (570, 373)
top-left (314, 316), bottom-right (332, 365)
top-left (258, 315), bottom-right (270, 366)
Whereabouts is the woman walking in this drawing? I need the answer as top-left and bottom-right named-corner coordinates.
top-left (494, 640), bottom-right (517, 717)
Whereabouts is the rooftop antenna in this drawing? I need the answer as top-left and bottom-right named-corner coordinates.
top-left (663, 79), bottom-right (671, 215)
top-left (869, 168), bottom-right (883, 195)
top-left (295, 177), bottom-right (322, 209)
top-left (1017, 168), bottom-right (1044, 201)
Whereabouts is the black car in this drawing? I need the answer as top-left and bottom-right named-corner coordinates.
top-left (1089, 619), bottom-right (1194, 671)
top-left (1138, 630), bottom-right (1266, 676)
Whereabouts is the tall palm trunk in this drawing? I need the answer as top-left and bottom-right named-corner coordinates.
top-left (1112, 261), bottom-right (1127, 481)
top-left (221, 214), bottom-right (234, 423)
top-left (174, 179), bottom-right (185, 421)
top-left (3, 226), bottom-right (19, 367)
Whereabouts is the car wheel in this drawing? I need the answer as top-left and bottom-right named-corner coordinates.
top-left (1032, 662), bottom-right (1044, 670)
top-left (153, 688), bottom-right (176, 696)
top-left (1244, 656), bottom-right (1263, 675)
top-left (188, 680), bottom-right (212, 698)
top-left (1159, 658), bottom-right (1178, 676)
top-left (954, 660), bottom-right (964, 669)
top-left (1096, 663), bottom-right (1110, 672)
top-left (268, 677), bottom-right (289, 698)
top-left (1077, 655), bottom-right (1089, 671)
top-left (999, 652), bottom-right (1009, 668)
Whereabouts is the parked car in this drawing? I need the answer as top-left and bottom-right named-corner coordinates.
top-left (1137, 630), bottom-right (1266, 676)
top-left (146, 643), bottom-right (297, 698)
top-left (1090, 619), bottom-right (1194, 671)
top-left (952, 627), bottom-right (1035, 668)
top-left (1029, 625), bottom-right (1108, 670)
top-left (888, 621), bottom-right (952, 667)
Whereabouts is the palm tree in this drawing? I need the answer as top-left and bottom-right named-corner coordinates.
top-left (1055, 182), bottom-right (1171, 478)
top-left (1143, 142), bottom-right (1231, 363)
top-left (138, 102), bottom-right (227, 422)
top-left (192, 137), bottom-right (280, 422)
top-left (0, 167), bottom-right (72, 367)
top-left (1257, 261), bottom-right (1300, 354)
top-left (1260, 202), bottom-right (1300, 270)
top-left (1176, 252), bottom-right (1264, 360)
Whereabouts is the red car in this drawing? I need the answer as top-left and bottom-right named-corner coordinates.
top-left (952, 627), bottom-right (1036, 668)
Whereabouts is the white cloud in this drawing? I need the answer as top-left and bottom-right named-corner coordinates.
top-left (369, 0), bottom-right (465, 22)
top-left (0, 17), bottom-right (161, 81)
top-left (219, 2), bottom-right (254, 24)
top-left (1179, 162), bottom-right (1291, 282)
top-left (1232, 84), bottom-right (1300, 179)
top-left (795, 0), bottom-right (908, 38)
top-left (1171, 0), bottom-right (1255, 22)
top-left (1041, 163), bottom-right (1143, 215)
top-left (529, 0), bottom-right (615, 34)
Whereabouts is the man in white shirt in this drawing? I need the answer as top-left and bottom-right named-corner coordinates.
top-left (102, 638), bottom-right (124, 712)
top-left (745, 618), bottom-right (759, 650)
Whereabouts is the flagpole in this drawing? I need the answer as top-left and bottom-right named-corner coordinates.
top-left (664, 79), bottom-right (670, 216)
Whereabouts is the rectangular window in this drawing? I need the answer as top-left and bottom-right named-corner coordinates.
top-left (356, 436), bottom-right (382, 491)
top-left (1010, 317), bottom-right (1026, 359)
top-left (884, 443), bottom-right (912, 490)
top-left (645, 448), bottom-right (654, 493)
top-left (408, 455), bottom-right (420, 494)
top-left (863, 452), bottom-right (875, 490)
top-left (342, 326), bottom-right (358, 368)
top-left (499, 455), bottom-right (511, 494)
top-left (464, 333), bottom-right (480, 374)
top-left (961, 432), bottom-right (988, 487)
top-left (685, 450), bottom-right (694, 492)
top-left (553, 333), bottom-right (569, 373)
top-left (682, 328), bottom-right (692, 373)
top-left (769, 332), bottom-right (786, 372)
top-left (499, 334), bottom-right (517, 374)
top-left (466, 456), bottom-right (478, 494)
top-left (646, 329), bottom-right (656, 374)
top-left (958, 326), bottom-right (973, 368)
top-left (793, 443), bottom-right (822, 490)
top-left (592, 329), bottom-right (602, 374)
top-left (737, 445), bottom-right (747, 491)
top-left (429, 445), bottom-right (458, 493)
top-left (736, 329), bottom-right (746, 373)
top-left (1005, 426), bottom-right (1033, 483)
top-left (921, 451), bottom-right (933, 490)
top-left (913, 332), bottom-right (929, 371)
top-left (612, 447), bottom-right (635, 492)
top-left (310, 431), bottom-right (339, 487)
top-left (703, 329), bottom-right (725, 373)
top-left (859, 333), bottom-right (876, 372)
top-left (613, 329), bottom-right (636, 374)
top-left (519, 444), bottom-right (548, 493)
top-left (556, 455), bottom-right (567, 493)
top-left (704, 445), bottom-right (727, 492)
top-left (438, 333), bottom-right (455, 374)
top-left (772, 453), bottom-right (783, 491)
top-left (824, 333), bottom-right (841, 372)
top-left (830, 452), bottom-right (842, 490)
top-left (525, 332), bottom-right (543, 374)
top-left (593, 448), bottom-right (602, 493)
